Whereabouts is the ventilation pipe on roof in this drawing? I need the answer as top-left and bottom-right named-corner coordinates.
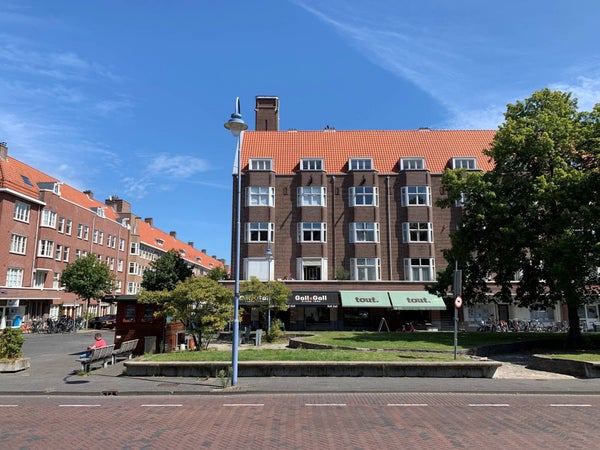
top-left (0, 142), bottom-right (7, 161)
top-left (144, 218), bottom-right (153, 226)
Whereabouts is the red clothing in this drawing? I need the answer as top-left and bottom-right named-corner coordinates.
top-left (90, 338), bottom-right (107, 349)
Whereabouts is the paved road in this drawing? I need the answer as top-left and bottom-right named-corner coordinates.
top-left (1, 392), bottom-right (599, 449)
top-left (3, 330), bottom-right (600, 396)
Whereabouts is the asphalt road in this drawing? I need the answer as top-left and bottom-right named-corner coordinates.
top-left (1, 392), bottom-right (599, 449)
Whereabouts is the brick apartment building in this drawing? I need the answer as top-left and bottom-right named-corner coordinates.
top-left (228, 97), bottom-right (570, 332)
top-left (0, 142), bottom-right (224, 331)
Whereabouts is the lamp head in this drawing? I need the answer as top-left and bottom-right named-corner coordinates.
top-left (224, 97), bottom-right (248, 137)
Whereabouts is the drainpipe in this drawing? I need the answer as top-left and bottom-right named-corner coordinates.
top-left (386, 176), bottom-right (392, 280)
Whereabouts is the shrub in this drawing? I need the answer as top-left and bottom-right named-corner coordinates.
top-left (265, 319), bottom-right (285, 343)
top-left (0, 327), bottom-right (25, 359)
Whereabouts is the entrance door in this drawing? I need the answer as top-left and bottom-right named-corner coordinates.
top-left (497, 304), bottom-right (509, 322)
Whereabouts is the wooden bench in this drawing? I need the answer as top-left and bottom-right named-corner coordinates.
top-left (111, 339), bottom-right (139, 365)
top-left (78, 344), bottom-right (115, 372)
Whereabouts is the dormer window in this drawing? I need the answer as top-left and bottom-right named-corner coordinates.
top-left (400, 158), bottom-right (425, 170)
top-left (155, 238), bottom-right (164, 246)
top-left (349, 158), bottom-right (373, 171)
top-left (92, 207), bottom-right (105, 218)
top-left (300, 158), bottom-right (324, 171)
top-left (249, 158), bottom-right (273, 171)
top-left (452, 157), bottom-right (477, 170)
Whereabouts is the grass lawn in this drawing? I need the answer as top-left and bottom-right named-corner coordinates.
top-left (145, 331), bottom-right (576, 362)
top-left (547, 352), bottom-right (600, 362)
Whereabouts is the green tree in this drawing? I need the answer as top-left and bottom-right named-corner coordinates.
top-left (240, 277), bottom-right (291, 330)
top-left (61, 253), bottom-right (115, 328)
top-left (138, 276), bottom-right (233, 350)
top-left (206, 266), bottom-right (229, 281)
top-left (141, 249), bottom-right (193, 291)
top-left (432, 89), bottom-right (600, 348)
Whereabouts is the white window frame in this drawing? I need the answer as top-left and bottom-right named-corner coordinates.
top-left (93, 229), bottom-right (99, 244)
top-left (452, 157), bottom-right (477, 170)
top-left (401, 186), bottom-right (431, 206)
top-left (349, 222), bottom-right (380, 243)
top-left (349, 186), bottom-right (379, 207)
top-left (246, 186), bottom-right (275, 207)
top-left (65, 219), bottom-right (72, 235)
top-left (55, 244), bottom-right (63, 261)
top-left (243, 257), bottom-right (272, 281)
top-left (297, 222), bottom-right (327, 243)
top-left (246, 222), bottom-right (274, 243)
top-left (404, 258), bottom-right (435, 281)
top-left (10, 234), bottom-right (27, 254)
top-left (400, 158), bottom-right (426, 170)
top-left (402, 222), bottom-right (433, 243)
top-left (296, 257), bottom-right (328, 281)
top-left (118, 259), bottom-right (124, 272)
top-left (297, 186), bottom-right (327, 207)
top-left (57, 217), bottom-right (65, 233)
top-left (130, 242), bottom-right (139, 255)
top-left (6, 268), bottom-right (24, 287)
top-left (34, 270), bottom-right (47, 288)
top-left (349, 158), bottom-right (373, 171)
top-left (38, 239), bottom-right (54, 258)
top-left (41, 210), bottom-right (57, 228)
top-left (14, 201), bottom-right (30, 223)
top-left (77, 224), bottom-right (83, 239)
top-left (350, 258), bottom-right (381, 281)
top-left (119, 238), bottom-right (125, 251)
top-left (83, 226), bottom-right (89, 241)
top-left (63, 246), bottom-right (70, 262)
top-left (249, 158), bottom-right (273, 171)
top-left (300, 158), bottom-right (324, 171)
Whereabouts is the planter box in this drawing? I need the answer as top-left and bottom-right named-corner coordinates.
top-left (0, 357), bottom-right (31, 373)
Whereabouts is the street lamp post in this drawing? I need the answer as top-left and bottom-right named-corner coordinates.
top-left (224, 97), bottom-right (248, 386)
top-left (265, 241), bottom-right (274, 333)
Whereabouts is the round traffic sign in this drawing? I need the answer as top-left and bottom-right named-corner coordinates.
top-left (454, 296), bottom-right (463, 308)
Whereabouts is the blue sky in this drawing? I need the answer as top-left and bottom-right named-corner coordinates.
top-left (1, 0), bottom-right (600, 263)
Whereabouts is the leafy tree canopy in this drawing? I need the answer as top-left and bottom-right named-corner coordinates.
top-left (206, 266), bottom-right (229, 281)
top-left (138, 276), bottom-right (233, 350)
top-left (240, 277), bottom-right (291, 326)
top-left (141, 249), bottom-right (193, 291)
top-left (431, 89), bottom-right (600, 347)
top-left (61, 253), bottom-right (115, 302)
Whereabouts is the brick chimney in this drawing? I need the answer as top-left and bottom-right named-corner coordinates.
top-left (144, 218), bottom-right (153, 226)
top-left (255, 96), bottom-right (279, 131)
top-left (170, 231), bottom-right (177, 238)
top-left (187, 241), bottom-right (194, 248)
top-left (0, 142), bottom-right (7, 161)
top-left (105, 195), bottom-right (131, 213)
top-left (83, 190), bottom-right (94, 199)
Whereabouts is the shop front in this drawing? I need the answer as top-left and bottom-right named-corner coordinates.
top-left (288, 291), bottom-right (340, 331)
top-left (339, 291), bottom-right (392, 330)
top-left (388, 291), bottom-right (448, 330)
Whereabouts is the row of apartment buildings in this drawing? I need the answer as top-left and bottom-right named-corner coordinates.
top-left (0, 141), bottom-right (224, 330)
top-left (223, 96), bottom-right (582, 332)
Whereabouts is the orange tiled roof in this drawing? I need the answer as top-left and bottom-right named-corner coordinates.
top-left (240, 129), bottom-right (496, 174)
top-left (137, 219), bottom-right (223, 270)
top-left (0, 155), bottom-right (56, 199)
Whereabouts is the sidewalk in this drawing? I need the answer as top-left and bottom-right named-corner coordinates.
top-left (2, 330), bottom-right (600, 396)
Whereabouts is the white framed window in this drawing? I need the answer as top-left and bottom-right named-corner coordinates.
top-left (130, 242), bottom-right (139, 255)
top-left (6, 268), bottom-right (24, 287)
top-left (83, 226), bottom-right (89, 241)
top-left (400, 158), bottom-right (425, 170)
top-left (14, 201), bottom-right (30, 223)
top-left (402, 222), bottom-right (433, 243)
top-left (10, 234), bottom-right (27, 254)
top-left (300, 158), bottom-right (324, 171)
top-left (455, 192), bottom-right (467, 207)
top-left (65, 219), bottom-right (72, 235)
top-left (119, 238), bottom-right (125, 251)
top-left (77, 224), bottom-right (83, 239)
top-left (75, 249), bottom-right (82, 260)
top-left (118, 259), bottom-right (124, 272)
top-left (349, 186), bottom-right (379, 206)
top-left (41, 210), bottom-right (57, 228)
top-left (349, 223), bottom-right (380, 243)
top-left (452, 157), bottom-right (477, 170)
top-left (53, 272), bottom-right (60, 289)
top-left (93, 229), bottom-right (99, 243)
top-left (127, 282), bottom-right (140, 295)
top-left (63, 246), bottom-right (70, 262)
top-left (55, 244), bottom-right (62, 260)
top-left (246, 186), bottom-right (275, 207)
top-left (57, 217), bottom-right (65, 233)
top-left (243, 257), bottom-right (272, 281)
top-left (350, 258), bottom-right (381, 281)
top-left (297, 186), bottom-right (326, 206)
top-left (246, 222), bottom-right (274, 243)
top-left (296, 257), bottom-right (328, 281)
top-left (404, 258), bottom-right (435, 281)
top-left (298, 222), bottom-right (327, 243)
top-left (401, 186), bottom-right (431, 206)
top-left (115, 280), bottom-right (122, 293)
top-left (38, 239), bottom-right (54, 258)
top-left (349, 158), bottom-right (373, 170)
top-left (249, 158), bottom-right (273, 171)
top-left (34, 270), bottom-right (47, 288)
top-left (98, 231), bottom-right (104, 245)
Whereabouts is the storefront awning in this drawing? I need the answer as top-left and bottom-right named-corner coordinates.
top-left (388, 291), bottom-right (447, 310)
top-left (288, 291), bottom-right (339, 306)
top-left (339, 291), bottom-right (392, 308)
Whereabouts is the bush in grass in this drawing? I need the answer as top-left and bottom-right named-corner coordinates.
top-left (265, 319), bottom-right (285, 343)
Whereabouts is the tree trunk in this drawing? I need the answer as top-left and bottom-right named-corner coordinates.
top-left (566, 302), bottom-right (583, 349)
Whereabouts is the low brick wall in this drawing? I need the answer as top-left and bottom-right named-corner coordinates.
top-left (124, 360), bottom-right (500, 378)
top-left (529, 355), bottom-right (600, 378)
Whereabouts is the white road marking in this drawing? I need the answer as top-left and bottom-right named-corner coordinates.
top-left (59, 404), bottom-right (102, 407)
top-left (550, 404), bottom-right (592, 407)
top-left (223, 403), bottom-right (264, 407)
top-left (305, 403), bottom-right (347, 407)
top-left (0, 405), bottom-right (19, 407)
top-left (388, 403), bottom-right (429, 407)
top-left (141, 404), bottom-right (183, 407)
top-left (468, 404), bottom-right (510, 407)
